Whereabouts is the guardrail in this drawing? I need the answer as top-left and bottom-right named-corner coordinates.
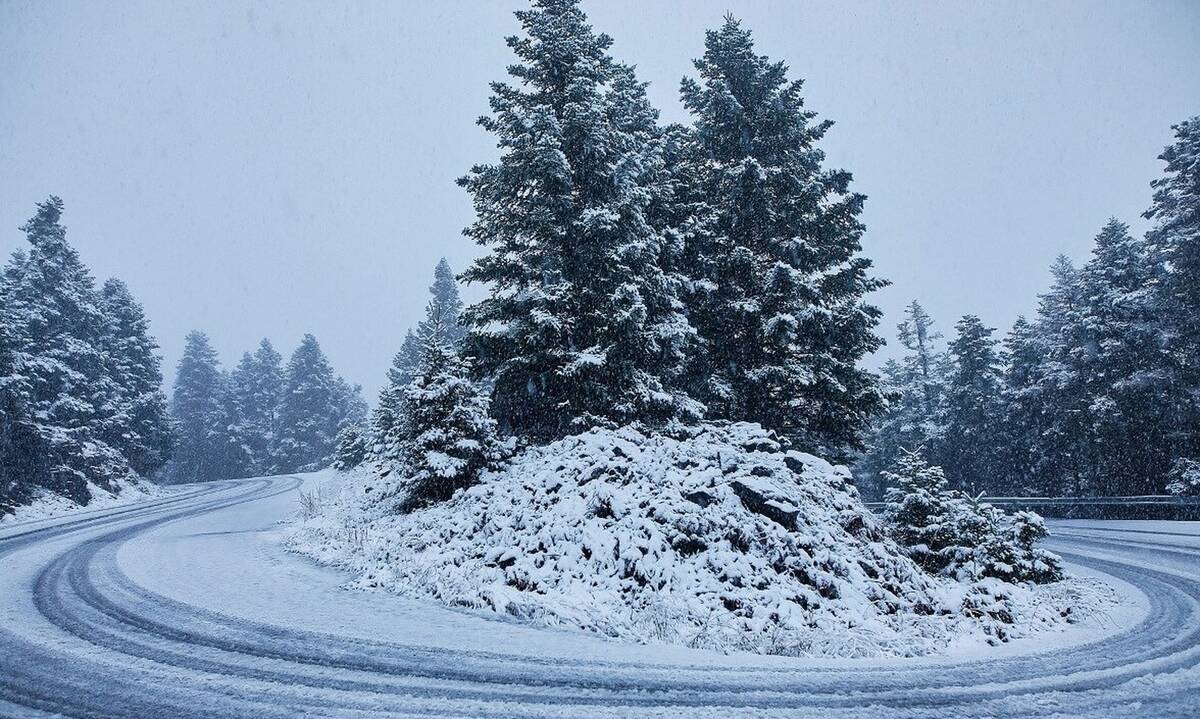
top-left (864, 495), bottom-right (1200, 520)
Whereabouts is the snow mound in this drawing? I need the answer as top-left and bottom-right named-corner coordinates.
top-left (290, 423), bottom-right (1115, 656)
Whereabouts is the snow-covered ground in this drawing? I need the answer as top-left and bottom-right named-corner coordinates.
top-left (0, 473), bottom-right (1197, 718)
top-left (0, 477), bottom-right (160, 527)
top-left (286, 425), bottom-right (1120, 659)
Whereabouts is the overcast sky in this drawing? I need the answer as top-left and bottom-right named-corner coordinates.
top-left (2, 0), bottom-right (1198, 398)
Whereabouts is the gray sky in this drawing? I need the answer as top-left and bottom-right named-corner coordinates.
top-left (3, 0), bottom-right (1198, 398)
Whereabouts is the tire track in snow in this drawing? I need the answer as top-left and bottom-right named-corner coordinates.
top-left (1, 476), bottom-right (1198, 718)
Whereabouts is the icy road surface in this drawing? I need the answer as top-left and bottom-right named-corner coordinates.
top-left (1, 475), bottom-right (1198, 718)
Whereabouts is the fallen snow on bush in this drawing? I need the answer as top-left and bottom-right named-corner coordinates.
top-left (287, 423), bottom-right (1119, 657)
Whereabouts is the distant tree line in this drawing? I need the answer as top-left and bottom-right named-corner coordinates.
top-left (166, 331), bottom-right (366, 483)
top-left (857, 118), bottom-right (1200, 499)
top-left (1, 197), bottom-right (173, 515)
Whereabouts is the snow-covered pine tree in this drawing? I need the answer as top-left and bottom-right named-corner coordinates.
top-left (3, 197), bottom-right (131, 500)
top-left (217, 368), bottom-right (255, 478)
top-left (394, 309), bottom-right (503, 511)
top-left (855, 301), bottom-right (947, 498)
top-left (371, 259), bottom-right (464, 460)
top-left (169, 331), bottom-right (236, 483)
top-left (1144, 117), bottom-right (1200, 476)
top-left (459, 0), bottom-right (697, 441)
top-left (883, 449), bottom-right (1061, 584)
top-left (996, 316), bottom-right (1044, 496)
top-left (1076, 219), bottom-right (1172, 495)
top-left (881, 449), bottom-right (962, 576)
top-left (332, 423), bottom-right (369, 472)
top-left (421, 258), bottom-right (466, 346)
top-left (274, 334), bottom-right (343, 472)
top-left (98, 278), bottom-right (173, 478)
top-left (0, 279), bottom-right (52, 515)
top-left (370, 329), bottom-right (420, 463)
top-left (677, 16), bottom-right (886, 458)
top-left (1167, 458), bottom-right (1200, 496)
top-left (228, 339), bottom-right (284, 474)
top-left (1027, 256), bottom-right (1091, 496)
top-left (333, 375), bottom-right (368, 430)
top-left (940, 315), bottom-right (1005, 494)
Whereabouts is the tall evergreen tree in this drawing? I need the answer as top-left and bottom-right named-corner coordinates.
top-left (98, 278), bottom-right (173, 477)
top-left (422, 258), bottom-right (465, 346)
top-left (333, 375), bottom-right (368, 430)
top-left (856, 301), bottom-right (947, 498)
top-left (677, 16), bottom-right (885, 457)
top-left (274, 334), bottom-right (343, 472)
top-left (228, 338), bottom-right (284, 473)
top-left (997, 316), bottom-right (1044, 496)
top-left (169, 331), bottom-right (232, 483)
top-left (216, 368), bottom-right (254, 478)
top-left (0, 284), bottom-right (51, 515)
top-left (370, 329), bottom-right (420, 463)
top-left (1144, 117), bottom-right (1200, 470)
top-left (460, 0), bottom-right (697, 440)
top-left (941, 315), bottom-right (1005, 493)
top-left (1076, 220), bottom-right (1170, 494)
top-left (3, 197), bottom-right (130, 499)
top-left (1027, 256), bottom-right (1091, 496)
top-left (371, 259), bottom-right (465, 458)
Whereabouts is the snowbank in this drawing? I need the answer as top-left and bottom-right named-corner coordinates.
top-left (287, 423), bottom-right (1117, 657)
top-left (0, 477), bottom-right (158, 526)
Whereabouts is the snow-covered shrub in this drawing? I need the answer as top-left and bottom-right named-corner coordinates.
top-left (976, 510), bottom-right (1063, 584)
top-left (883, 450), bottom-right (1062, 584)
top-left (959, 579), bottom-right (1017, 644)
top-left (1167, 458), bottom-right (1200, 496)
top-left (331, 425), bottom-right (368, 472)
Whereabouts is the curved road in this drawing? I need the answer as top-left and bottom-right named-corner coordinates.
top-left (1, 476), bottom-right (1198, 718)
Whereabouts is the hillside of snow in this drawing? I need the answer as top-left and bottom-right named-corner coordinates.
top-left (0, 475), bottom-right (158, 525)
top-left (287, 423), bottom-right (1118, 657)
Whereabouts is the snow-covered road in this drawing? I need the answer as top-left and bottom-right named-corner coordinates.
top-left (1, 475), bottom-right (1198, 718)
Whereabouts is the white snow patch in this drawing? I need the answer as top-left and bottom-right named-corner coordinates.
top-left (0, 477), bottom-right (159, 527)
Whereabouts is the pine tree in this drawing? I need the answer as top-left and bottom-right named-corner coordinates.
top-left (168, 331), bottom-right (231, 483)
top-left (371, 259), bottom-right (464, 459)
top-left (332, 424), bottom-right (369, 472)
top-left (856, 302), bottom-right (947, 498)
top-left (1144, 117), bottom-right (1200, 474)
top-left (98, 278), bottom-right (173, 477)
top-left (460, 0), bottom-right (698, 441)
top-left (333, 375), bottom-right (368, 430)
top-left (370, 329), bottom-right (420, 463)
top-left (997, 316), bottom-right (1043, 496)
top-left (274, 334), bottom-right (343, 472)
top-left (395, 310), bottom-right (504, 510)
top-left (883, 449), bottom-right (1061, 584)
top-left (0, 285), bottom-right (51, 515)
top-left (216, 368), bottom-right (254, 478)
top-left (422, 258), bottom-right (465, 346)
top-left (1027, 256), bottom-right (1091, 496)
top-left (1076, 220), bottom-right (1170, 495)
top-left (941, 315), bottom-right (1005, 493)
top-left (677, 16), bottom-right (885, 457)
top-left (228, 339), bottom-right (284, 473)
top-left (882, 449), bottom-right (971, 576)
top-left (3, 197), bottom-right (131, 499)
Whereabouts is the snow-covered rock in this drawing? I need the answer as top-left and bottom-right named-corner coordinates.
top-left (288, 423), bottom-right (1112, 657)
